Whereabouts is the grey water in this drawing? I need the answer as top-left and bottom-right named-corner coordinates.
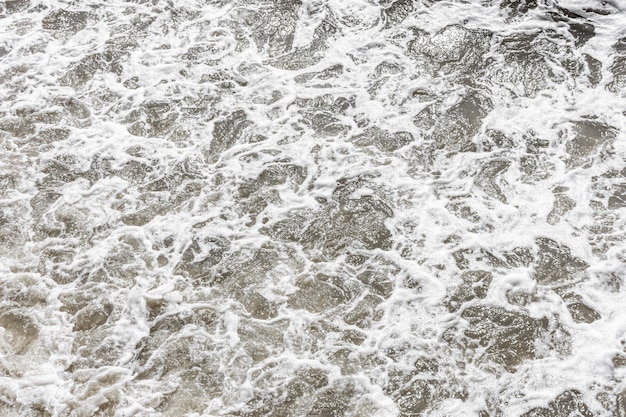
top-left (0, 0), bottom-right (625, 416)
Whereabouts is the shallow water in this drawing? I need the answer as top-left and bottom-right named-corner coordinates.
top-left (0, 0), bottom-right (625, 416)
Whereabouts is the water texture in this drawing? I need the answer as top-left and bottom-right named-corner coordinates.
top-left (0, 0), bottom-right (625, 415)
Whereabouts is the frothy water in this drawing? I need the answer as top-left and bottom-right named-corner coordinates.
top-left (0, 0), bottom-right (625, 415)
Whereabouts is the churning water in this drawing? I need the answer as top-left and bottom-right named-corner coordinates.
top-left (0, 0), bottom-right (625, 415)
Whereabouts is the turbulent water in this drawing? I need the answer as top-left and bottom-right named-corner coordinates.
top-left (0, 0), bottom-right (625, 415)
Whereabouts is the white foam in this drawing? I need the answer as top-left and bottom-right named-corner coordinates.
top-left (1, 0), bottom-right (625, 415)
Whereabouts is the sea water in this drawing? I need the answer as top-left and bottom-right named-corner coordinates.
top-left (0, 0), bottom-right (625, 415)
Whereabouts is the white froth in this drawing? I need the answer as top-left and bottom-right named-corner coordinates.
top-left (0, 0), bottom-right (625, 415)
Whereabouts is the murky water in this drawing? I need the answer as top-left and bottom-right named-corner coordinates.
top-left (0, 0), bottom-right (625, 415)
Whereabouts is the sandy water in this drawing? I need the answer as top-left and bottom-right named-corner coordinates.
top-left (0, 0), bottom-right (625, 415)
